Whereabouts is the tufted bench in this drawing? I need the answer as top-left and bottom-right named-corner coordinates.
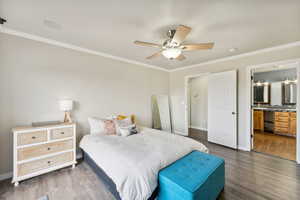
top-left (158, 151), bottom-right (225, 200)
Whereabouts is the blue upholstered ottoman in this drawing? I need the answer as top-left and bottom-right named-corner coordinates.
top-left (158, 151), bottom-right (225, 200)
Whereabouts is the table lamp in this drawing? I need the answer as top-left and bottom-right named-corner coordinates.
top-left (59, 99), bottom-right (73, 123)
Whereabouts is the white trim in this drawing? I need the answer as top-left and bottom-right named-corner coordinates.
top-left (2, 27), bottom-right (300, 73)
top-left (238, 146), bottom-right (251, 152)
top-left (173, 130), bottom-right (187, 135)
top-left (170, 41), bottom-right (300, 72)
top-left (245, 59), bottom-right (300, 163)
top-left (0, 27), bottom-right (168, 72)
top-left (184, 73), bottom-right (210, 135)
top-left (297, 63), bottom-right (300, 164)
top-left (0, 172), bottom-right (13, 181)
top-left (190, 126), bottom-right (208, 131)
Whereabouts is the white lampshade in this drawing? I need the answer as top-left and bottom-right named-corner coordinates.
top-left (59, 99), bottom-right (73, 111)
top-left (162, 48), bottom-right (182, 59)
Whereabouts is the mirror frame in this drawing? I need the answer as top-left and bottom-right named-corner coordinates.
top-left (253, 84), bottom-right (271, 104)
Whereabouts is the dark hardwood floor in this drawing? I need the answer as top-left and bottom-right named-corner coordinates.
top-left (1, 128), bottom-right (300, 200)
top-left (189, 128), bottom-right (300, 200)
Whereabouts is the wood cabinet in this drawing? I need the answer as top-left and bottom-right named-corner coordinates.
top-left (289, 113), bottom-right (297, 135)
top-left (12, 123), bottom-right (76, 186)
top-left (253, 110), bottom-right (264, 131)
top-left (274, 111), bottom-right (296, 136)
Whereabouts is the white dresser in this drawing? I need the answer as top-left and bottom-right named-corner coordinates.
top-left (12, 123), bottom-right (76, 186)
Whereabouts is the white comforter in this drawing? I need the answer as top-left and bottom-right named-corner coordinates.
top-left (79, 127), bottom-right (208, 200)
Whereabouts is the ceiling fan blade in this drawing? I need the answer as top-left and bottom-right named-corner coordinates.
top-left (134, 41), bottom-right (161, 48)
top-left (176, 54), bottom-right (186, 61)
top-left (146, 51), bottom-right (162, 59)
top-left (183, 43), bottom-right (214, 51)
top-left (171, 25), bottom-right (192, 45)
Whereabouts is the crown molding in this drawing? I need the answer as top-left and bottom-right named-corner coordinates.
top-left (0, 27), bottom-right (169, 72)
top-left (170, 41), bottom-right (300, 72)
top-left (2, 27), bottom-right (300, 73)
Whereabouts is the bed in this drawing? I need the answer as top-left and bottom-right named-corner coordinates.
top-left (79, 127), bottom-right (208, 200)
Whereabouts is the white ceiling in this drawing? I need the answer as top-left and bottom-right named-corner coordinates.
top-left (1, 0), bottom-right (300, 70)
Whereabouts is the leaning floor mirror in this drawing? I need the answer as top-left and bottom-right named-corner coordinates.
top-left (151, 95), bottom-right (172, 132)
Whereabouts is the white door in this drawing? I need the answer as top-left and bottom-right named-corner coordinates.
top-left (208, 70), bottom-right (237, 149)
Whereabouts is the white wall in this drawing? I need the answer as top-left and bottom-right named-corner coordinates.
top-left (189, 77), bottom-right (208, 130)
top-left (0, 33), bottom-right (169, 175)
top-left (170, 45), bottom-right (300, 150)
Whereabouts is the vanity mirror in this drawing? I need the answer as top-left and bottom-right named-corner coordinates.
top-left (283, 82), bottom-right (297, 105)
top-left (253, 83), bottom-right (270, 104)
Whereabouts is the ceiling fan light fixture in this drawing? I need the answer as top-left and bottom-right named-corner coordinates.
top-left (162, 48), bottom-right (182, 59)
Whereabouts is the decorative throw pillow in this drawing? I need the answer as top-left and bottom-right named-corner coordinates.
top-left (88, 117), bottom-right (116, 135)
top-left (103, 119), bottom-right (116, 135)
top-left (88, 117), bottom-right (105, 135)
top-left (119, 124), bottom-right (139, 137)
top-left (117, 115), bottom-right (136, 123)
top-left (115, 117), bottom-right (133, 135)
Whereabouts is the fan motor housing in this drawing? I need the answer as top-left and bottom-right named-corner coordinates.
top-left (163, 29), bottom-right (181, 48)
top-left (167, 29), bottom-right (176, 39)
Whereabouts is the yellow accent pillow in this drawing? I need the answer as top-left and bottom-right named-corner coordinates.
top-left (117, 115), bottom-right (136, 123)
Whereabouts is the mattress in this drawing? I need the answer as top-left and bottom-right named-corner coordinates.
top-left (83, 151), bottom-right (158, 200)
top-left (79, 127), bottom-right (208, 200)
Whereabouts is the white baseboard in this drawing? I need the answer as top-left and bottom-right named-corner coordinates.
top-left (173, 131), bottom-right (188, 136)
top-left (238, 146), bottom-right (251, 151)
top-left (190, 126), bottom-right (208, 131)
top-left (0, 172), bottom-right (12, 181)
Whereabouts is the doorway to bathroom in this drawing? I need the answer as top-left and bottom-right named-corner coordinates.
top-left (251, 62), bottom-right (298, 161)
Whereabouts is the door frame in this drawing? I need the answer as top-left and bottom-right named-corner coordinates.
top-left (184, 73), bottom-right (211, 135)
top-left (245, 58), bottom-right (300, 163)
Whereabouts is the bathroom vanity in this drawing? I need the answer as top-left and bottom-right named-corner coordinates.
top-left (253, 108), bottom-right (296, 137)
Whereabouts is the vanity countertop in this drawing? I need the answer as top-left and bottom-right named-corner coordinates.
top-left (252, 105), bottom-right (296, 112)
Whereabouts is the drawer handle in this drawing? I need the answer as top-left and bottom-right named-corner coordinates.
top-left (60, 132), bottom-right (65, 135)
top-left (47, 147), bottom-right (51, 151)
top-left (32, 136), bottom-right (36, 139)
top-left (47, 161), bottom-right (51, 164)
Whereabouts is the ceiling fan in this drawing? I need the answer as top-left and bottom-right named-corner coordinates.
top-left (134, 25), bottom-right (214, 61)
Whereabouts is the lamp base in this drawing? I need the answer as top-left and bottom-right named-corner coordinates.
top-left (64, 111), bottom-right (73, 123)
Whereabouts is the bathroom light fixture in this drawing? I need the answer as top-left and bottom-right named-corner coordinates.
top-left (263, 81), bottom-right (269, 85)
top-left (162, 48), bottom-right (182, 59)
top-left (284, 78), bottom-right (290, 84)
top-left (255, 81), bottom-right (263, 86)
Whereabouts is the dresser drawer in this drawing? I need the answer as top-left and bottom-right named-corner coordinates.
top-left (274, 116), bottom-right (289, 122)
top-left (17, 131), bottom-right (47, 146)
top-left (275, 112), bottom-right (289, 118)
top-left (17, 152), bottom-right (73, 177)
top-left (274, 127), bottom-right (289, 134)
top-left (18, 139), bottom-right (73, 161)
top-left (274, 121), bottom-right (289, 128)
top-left (50, 127), bottom-right (73, 140)
top-left (290, 112), bottom-right (296, 119)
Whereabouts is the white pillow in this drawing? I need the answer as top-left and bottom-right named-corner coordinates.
top-left (119, 124), bottom-right (138, 137)
top-left (88, 117), bottom-right (105, 135)
top-left (115, 117), bottom-right (133, 135)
